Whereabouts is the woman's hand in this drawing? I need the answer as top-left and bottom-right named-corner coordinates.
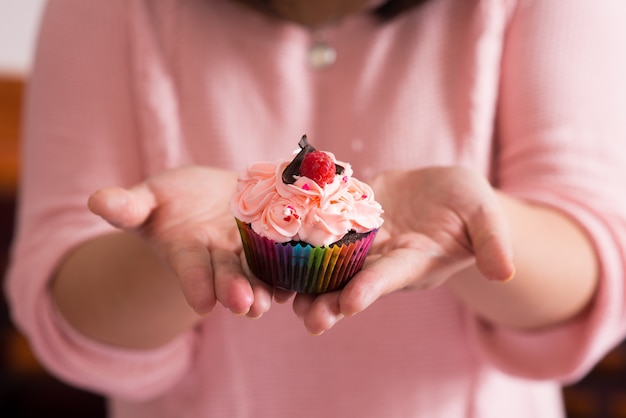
top-left (293, 166), bottom-right (516, 335)
top-left (88, 165), bottom-right (275, 318)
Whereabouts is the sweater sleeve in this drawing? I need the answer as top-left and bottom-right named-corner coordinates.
top-left (468, 0), bottom-right (626, 383)
top-left (4, 0), bottom-right (195, 400)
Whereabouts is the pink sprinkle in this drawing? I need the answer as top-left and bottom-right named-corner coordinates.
top-left (361, 194), bottom-right (368, 199)
top-left (302, 183), bottom-right (310, 190)
top-left (283, 205), bottom-right (300, 221)
top-left (342, 176), bottom-right (348, 183)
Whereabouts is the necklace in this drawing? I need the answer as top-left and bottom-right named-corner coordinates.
top-left (308, 30), bottom-right (336, 69)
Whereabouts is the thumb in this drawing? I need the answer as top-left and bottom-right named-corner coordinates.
top-left (466, 204), bottom-right (515, 282)
top-left (88, 184), bottom-right (157, 229)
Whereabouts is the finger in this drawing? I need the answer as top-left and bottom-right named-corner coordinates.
top-left (88, 184), bottom-right (157, 229)
top-left (474, 233), bottom-right (516, 282)
top-left (293, 292), bottom-right (343, 336)
top-left (239, 252), bottom-right (294, 304)
top-left (237, 251), bottom-right (279, 315)
top-left (166, 240), bottom-right (217, 314)
top-left (246, 275), bottom-right (274, 319)
top-left (293, 292), bottom-right (315, 319)
top-left (338, 248), bottom-right (433, 317)
top-left (273, 288), bottom-right (295, 304)
top-left (466, 204), bottom-right (516, 282)
top-left (212, 248), bottom-right (254, 315)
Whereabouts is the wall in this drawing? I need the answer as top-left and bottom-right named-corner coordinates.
top-left (0, 0), bottom-right (46, 76)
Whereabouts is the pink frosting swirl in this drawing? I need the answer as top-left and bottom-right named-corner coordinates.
top-left (231, 153), bottom-right (384, 246)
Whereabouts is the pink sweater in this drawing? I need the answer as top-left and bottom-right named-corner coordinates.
top-left (6, 0), bottom-right (626, 416)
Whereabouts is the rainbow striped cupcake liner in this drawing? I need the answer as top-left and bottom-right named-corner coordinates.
top-left (235, 219), bottom-right (378, 293)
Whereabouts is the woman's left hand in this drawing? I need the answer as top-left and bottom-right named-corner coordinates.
top-left (292, 166), bottom-right (516, 335)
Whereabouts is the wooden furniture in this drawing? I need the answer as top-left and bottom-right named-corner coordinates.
top-left (0, 76), bottom-right (21, 197)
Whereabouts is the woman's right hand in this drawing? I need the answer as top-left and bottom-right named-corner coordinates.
top-left (88, 165), bottom-right (276, 318)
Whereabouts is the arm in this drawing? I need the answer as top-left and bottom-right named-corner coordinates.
top-left (5, 3), bottom-right (276, 400)
top-left (4, 0), bottom-right (209, 397)
top-left (51, 231), bottom-right (198, 350)
top-left (51, 167), bottom-right (276, 349)
top-left (446, 192), bottom-right (598, 330)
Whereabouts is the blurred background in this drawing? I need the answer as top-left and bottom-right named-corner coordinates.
top-left (0, 2), bottom-right (625, 417)
top-left (0, 1), bottom-right (106, 416)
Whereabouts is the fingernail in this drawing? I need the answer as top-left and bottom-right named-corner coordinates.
top-left (232, 306), bottom-right (251, 316)
top-left (310, 314), bottom-right (344, 336)
top-left (495, 267), bottom-right (516, 282)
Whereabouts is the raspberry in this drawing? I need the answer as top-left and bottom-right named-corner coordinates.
top-left (299, 151), bottom-right (336, 186)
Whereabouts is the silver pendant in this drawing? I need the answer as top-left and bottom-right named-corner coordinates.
top-left (308, 40), bottom-right (336, 69)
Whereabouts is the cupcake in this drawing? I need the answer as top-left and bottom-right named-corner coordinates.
top-left (230, 135), bottom-right (384, 293)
